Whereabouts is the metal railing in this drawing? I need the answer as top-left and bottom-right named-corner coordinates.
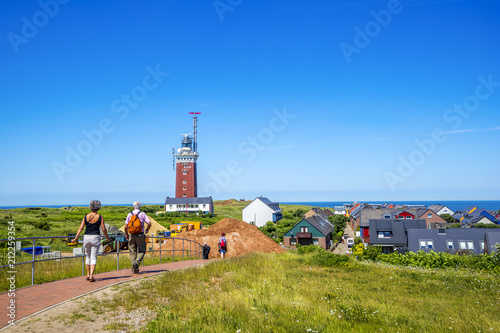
top-left (0, 235), bottom-right (203, 287)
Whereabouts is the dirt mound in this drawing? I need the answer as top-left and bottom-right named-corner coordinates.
top-left (163, 218), bottom-right (286, 259)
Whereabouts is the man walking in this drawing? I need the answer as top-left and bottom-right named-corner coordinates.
top-left (202, 242), bottom-right (211, 260)
top-left (125, 201), bottom-right (151, 274)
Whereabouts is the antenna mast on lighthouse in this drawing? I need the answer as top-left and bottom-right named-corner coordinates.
top-left (189, 112), bottom-right (201, 153)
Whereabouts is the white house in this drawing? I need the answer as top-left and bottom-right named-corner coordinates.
top-left (242, 196), bottom-right (283, 227)
top-left (164, 196), bottom-right (214, 214)
top-left (334, 206), bottom-right (346, 215)
top-left (428, 205), bottom-right (454, 216)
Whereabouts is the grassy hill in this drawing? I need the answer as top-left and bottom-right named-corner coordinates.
top-left (78, 252), bottom-right (500, 332)
top-left (0, 200), bottom-right (315, 251)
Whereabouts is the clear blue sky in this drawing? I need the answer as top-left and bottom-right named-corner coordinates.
top-left (1, 0), bottom-right (499, 206)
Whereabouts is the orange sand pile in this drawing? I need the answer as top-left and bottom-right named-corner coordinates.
top-left (161, 218), bottom-right (286, 259)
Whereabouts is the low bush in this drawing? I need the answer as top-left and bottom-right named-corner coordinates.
top-left (296, 244), bottom-right (323, 254)
top-left (375, 250), bottom-right (500, 273)
top-left (33, 220), bottom-right (51, 231)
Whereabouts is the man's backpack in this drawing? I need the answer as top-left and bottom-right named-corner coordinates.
top-left (128, 211), bottom-right (142, 234)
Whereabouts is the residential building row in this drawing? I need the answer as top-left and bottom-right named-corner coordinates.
top-left (242, 197), bottom-right (500, 255)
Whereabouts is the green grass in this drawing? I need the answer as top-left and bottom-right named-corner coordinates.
top-left (84, 252), bottom-right (500, 333)
top-left (0, 200), bottom-right (316, 251)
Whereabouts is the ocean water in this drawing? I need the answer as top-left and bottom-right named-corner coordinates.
top-left (281, 201), bottom-right (500, 212)
top-left (2, 201), bottom-right (500, 212)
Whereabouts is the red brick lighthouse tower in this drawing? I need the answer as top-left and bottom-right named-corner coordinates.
top-left (174, 113), bottom-right (200, 198)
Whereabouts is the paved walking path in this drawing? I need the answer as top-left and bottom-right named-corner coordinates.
top-left (333, 224), bottom-right (356, 255)
top-left (0, 259), bottom-right (211, 330)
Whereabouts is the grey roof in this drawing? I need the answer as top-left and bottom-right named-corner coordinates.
top-left (259, 197), bottom-right (282, 212)
top-left (417, 208), bottom-right (430, 218)
top-left (164, 197), bottom-right (213, 205)
top-left (324, 209), bottom-right (335, 217)
top-left (463, 206), bottom-right (477, 213)
top-left (258, 197), bottom-right (273, 205)
top-left (471, 216), bottom-right (493, 224)
top-left (408, 228), bottom-right (500, 255)
top-left (311, 207), bottom-right (329, 219)
top-left (242, 196), bottom-right (282, 213)
top-left (360, 208), bottom-right (419, 227)
top-left (369, 219), bottom-right (427, 246)
top-left (360, 209), bottom-right (393, 226)
top-left (304, 214), bottom-right (335, 237)
top-left (428, 205), bottom-right (454, 214)
top-left (351, 203), bottom-right (370, 219)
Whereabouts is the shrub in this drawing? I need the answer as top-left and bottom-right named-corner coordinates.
top-left (333, 231), bottom-right (343, 243)
top-left (308, 251), bottom-right (348, 267)
top-left (362, 245), bottom-right (381, 261)
top-left (352, 243), bottom-right (364, 257)
top-left (376, 250), bottom-right (499, 272)
top-left (33, 221), bottom-right (51, 231)
top-left (491, 243), bottom-right (500, 265)
top-left (297, 244), bottom-right (323, 255)
top-left (475, 223), bottom-right (500, 229)
top-left (441, 213), bottom-right (455, 223)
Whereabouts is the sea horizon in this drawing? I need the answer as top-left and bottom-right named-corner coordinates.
top-left (2, 200), bottom-right (499, 213)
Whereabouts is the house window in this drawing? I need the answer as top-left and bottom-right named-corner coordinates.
top-left (447, 240), bottom-right (453, 249)
top-left (427, 214), bottom-right (432, 219)
top-left (459, 241), bottom-right (466, 249)
top-left (312, 238), bottom-right (319, 245)
top-left (378, 231), bottom-right (392, 238)
top-left (300, 226), bottom-right (309, 233)
top-left (467, 241), bottom-right (474, 250)
top-left (419, 240), bottom-right (433, 249)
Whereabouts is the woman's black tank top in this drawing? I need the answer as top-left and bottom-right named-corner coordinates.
top-left (84, 214), bottom-right (102, 235)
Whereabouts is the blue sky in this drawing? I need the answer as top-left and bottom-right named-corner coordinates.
top-left (1, 0), bottom-right (499, 206)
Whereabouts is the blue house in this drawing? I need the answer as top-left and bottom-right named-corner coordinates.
top-left (454, 206), bottom-right (499, 225)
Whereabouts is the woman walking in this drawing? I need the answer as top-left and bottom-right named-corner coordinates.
top-left (72, 200), bottom-right (110, 282)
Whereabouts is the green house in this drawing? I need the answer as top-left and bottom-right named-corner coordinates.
top-left (283, 215), bottom-right (335, 249)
